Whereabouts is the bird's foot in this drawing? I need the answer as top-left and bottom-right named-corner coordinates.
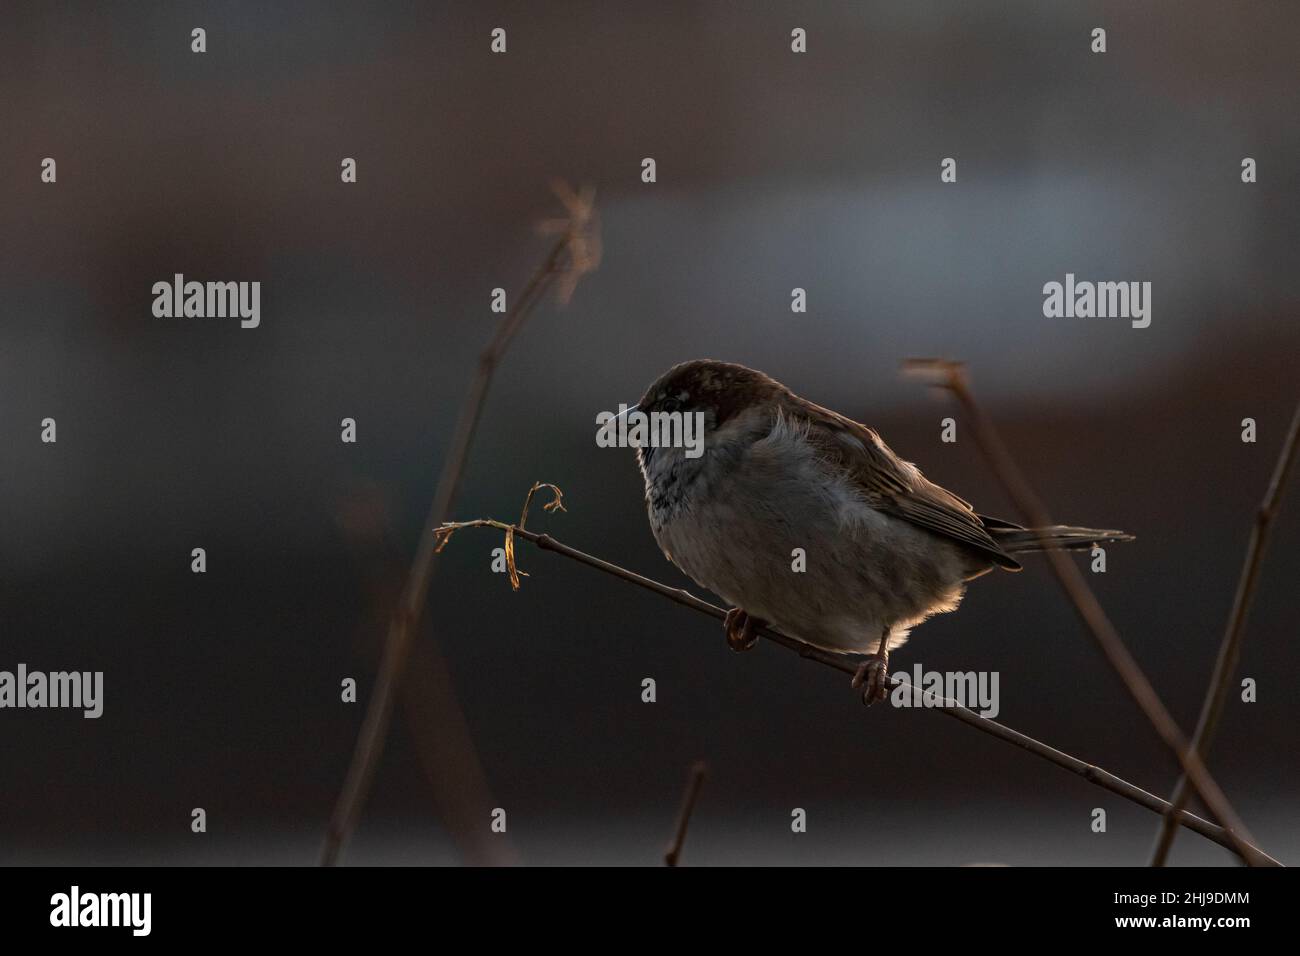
top-left (852, 650), bottom-right (891, 706)
top-left (723, 607), bottom-right (763, 652)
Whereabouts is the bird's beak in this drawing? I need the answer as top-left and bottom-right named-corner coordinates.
top-left (615, 403), bottom-right (639, 419)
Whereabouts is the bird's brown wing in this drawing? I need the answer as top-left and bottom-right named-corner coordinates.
top-left (791, 396), bottom-right (1022, 571)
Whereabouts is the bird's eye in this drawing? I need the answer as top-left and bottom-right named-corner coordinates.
top-left (661, 397), bottom-right (682, 413)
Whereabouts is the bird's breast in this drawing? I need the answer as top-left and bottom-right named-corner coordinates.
top-left (641, 416), bottom-right (972, 653)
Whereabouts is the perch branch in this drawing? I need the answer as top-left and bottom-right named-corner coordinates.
top-left (664, 760), bottom-right (708, 867)
top-left (433, 515), bottom-right (1281, 866)
top-left (902, 358), bottom-right (1269, 867)
top-left (1149, 399), bottom-right (1300, 865)
top-left (320, 186), bottom-right (598, 866)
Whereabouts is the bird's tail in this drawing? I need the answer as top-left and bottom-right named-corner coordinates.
top-left (982, 518), bottom-right (1134, 554)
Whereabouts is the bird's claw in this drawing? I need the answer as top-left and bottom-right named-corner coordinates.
top-left (724, 607), bottom-right (761, 652)
top-left (852, 652), bottom-right (891, 706)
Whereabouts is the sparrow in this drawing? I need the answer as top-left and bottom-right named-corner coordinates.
top-left (632, 360), bottom-right (1133, 703)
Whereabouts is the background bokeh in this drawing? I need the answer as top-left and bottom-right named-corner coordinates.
top-left (1, 1), bottom-right (1297, 865)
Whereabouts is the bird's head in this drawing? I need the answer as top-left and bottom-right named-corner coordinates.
top-left (630, 360), bottom-right (786, 473)
top-left (637, 359), bottom-right (783, 425)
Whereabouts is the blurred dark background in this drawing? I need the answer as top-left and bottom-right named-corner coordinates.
top-left (1, 1), bottom-right (1297, 865)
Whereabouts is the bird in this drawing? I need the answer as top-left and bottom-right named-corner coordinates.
top-left (630, 359), bottom-right (1133, 703)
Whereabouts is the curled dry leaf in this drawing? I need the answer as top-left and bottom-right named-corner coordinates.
top-left (432, 482), bottom-right (567, 591)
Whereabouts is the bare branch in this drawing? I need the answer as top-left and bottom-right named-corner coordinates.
top-left (664, 760), bottom-right (708, 867)
top-left (902, 358), bottom-right (1271, 867)
top-left (335, 483), bottom-right (519, 866)
top-left (1149, 399), bottom-right (1300, 865)
top-left (435, 513), bottom-right (1281, 866)
top-left (319, 186), bottom-right (598, 867)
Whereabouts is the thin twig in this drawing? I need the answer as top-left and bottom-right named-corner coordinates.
top-left (335, 482), bottom-right (520, 866)
top-left (319, 187), bottom-right (598, 866)
top-left (664, 760), bottom-right (708, 866)
top-left (434, 514), bottom-right (1281, 865)
top-left (902, 358), bottom-right (1270, 867)
top-left (1149, 399), bottom-right (1300, 865)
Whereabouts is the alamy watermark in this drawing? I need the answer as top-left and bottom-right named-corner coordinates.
top-left (152, 273), bottom-right (260, 328)
top-left (596, 404), bottom-right (705, 458)
top-left (1042, 273), bottom-right (1151, 328)
top-left (50, 886), bottom-right (150, 936)
top-left (890, 664), bottom-right (1000, 719)
top-left (0, 664), bottom-right (103, 718)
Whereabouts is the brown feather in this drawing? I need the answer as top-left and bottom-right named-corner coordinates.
top-left (782, 393), bottom-right (1022, 571)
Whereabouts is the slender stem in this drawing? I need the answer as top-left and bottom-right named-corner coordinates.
top-left (319, 237), bottom-right (572, 867)
top-left (664, 761), bottom-right (708, 866)
top-left (902, 359), bottom-right (1269, 867)
top-left (1149, 400), bottom-right (1300, 865)
top-left (337, 488), bottom-right (520, 865)
top-left (435, 519), bottom-right (1282, 866)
